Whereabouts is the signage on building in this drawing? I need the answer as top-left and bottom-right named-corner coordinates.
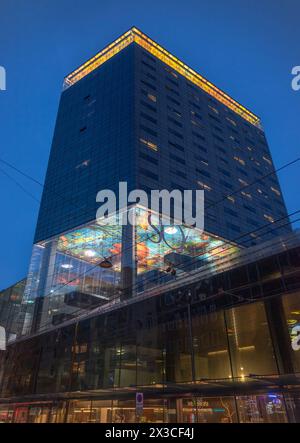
top-left (291, 324), bottom-right (300, 351)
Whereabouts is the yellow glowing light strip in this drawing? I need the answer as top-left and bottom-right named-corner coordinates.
top-left (63, 27), bottom-right (261, 127)
top-left (63, 30), bottom-right (134, 88)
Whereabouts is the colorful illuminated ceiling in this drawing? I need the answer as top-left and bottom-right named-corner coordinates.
top-left (52, 208), bottom-right (240, 275)
top-left (63, 27), bottom-right (261, 128)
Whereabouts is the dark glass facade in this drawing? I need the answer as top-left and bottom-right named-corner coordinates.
top-left (34, 28), bottom-right (290, 246)
top-left (1, 237), bottom-right (300, 422)
top-left (0, 280), bottom-right (26, 342)
top-left (35, 44), bottom-right (135, 243)
top-left (0, 28), bottom-right (297, 423)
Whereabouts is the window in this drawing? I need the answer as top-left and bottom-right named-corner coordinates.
top-left (165, 66), bottom-right (178, 78)
top-left (209, 114), bottom-right (221, 124)
top-left (140, 125), bottom-right (157, 137)
top-left (169, 128), bottom-right (183, 139)
top-left (220, 180), bottom-right (233, 189)
top-left (141, 89), bottom-right (157, 102)
top-left (218, 156), bottom-right (228, 164)
top-left (143, 51), bottom-right (156, 63)
top-left (170, 169), bottom-right (186, 179)
top-left (141, 112), bottom-right (157, 125)
top-left (191, 119), bottom-right (203, 128)
top-left (143, 71), bottom-right (156, 81)
top-left (213, 134), bottom-right (224, 143)
top-left (139, 138), bottom-right (158, 151)
top-left (208, 104), bottom-right (219, 114)
top-left (169, 141), bottom-right (184, 152)
top-left (216, 145), bottom-right (226, 154)
top-left (247, 218), bottom-right (259, 227)
top-left (194, 143), bottom-right (207, 153)
top-left (167, 106), bottom-right (182, 118)
top-left (191, 110), bottom-right (202, 120)
top-left (238, 178), bottom-right (249, 187)
top-left (237, 167), bottom-right (248, 176)
top-left (192, 310), bottom-right (231, 381)
top-left (241, 191), bottom-right (252, 200)
top-left (170, 153), bottom-right (185, 164)
top-left (166, 95), bottom-right (180, 106)
top-left (226, 222), bottom-right (240, 232)
top-left (233, 156), bottom-right (246, 166)
top-left (140, 168), bottom-right (158, 181)
top-left (76, 159), bottom-right (90, 169)
top-left (196, 168), bottom-right (211, 178)
top-left (243, 204), bottom-right (256, 213)
top-left (224, 207), bottom-right (238, 217)
top-left (189, 101), bottom-right (201, 111)
top-left (264, 214), bottom-right (275, 223)
top-left (142, 60), bottom-right (156, 71)
top-left (225, 302), bottom-right (277, 377)
top-left (165, 84), bottom-right (179, 96)
top-left (166, 76), bottom-right (178, 87)
top-left (139, 152), bottom-right (158, 165)
top-left (195, 155), bottom-right (208, 166)
top-left (213, 125), bottom-right (223, 133)
top-left (193, 131), bottom-right (205, 141)
top-left (168, 116), bottom-right (183, 127)
top-left (271, 186), bottom-right (281, 196)
top-left (141, 79), bottom-right (156, 90)
top-left (263, 156), bottom-right (272, 166)
top-left (197, 180), bottom-right (212, 191)
top-left (282, 292), bottom-right (300, 372)
top-left (141, 100), bottom-right (156, 113)
top-left (226, 117), bottom-right (237, 126)
top-left (218, 167), bottom-right (231, 177)
top-left (148, 94), bottom-right (157, 102)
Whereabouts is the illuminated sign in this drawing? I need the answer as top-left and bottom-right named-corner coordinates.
top-left (63, 28), bottom-right (260, 127)
top-left (291, 324), bottom-right (300, 351)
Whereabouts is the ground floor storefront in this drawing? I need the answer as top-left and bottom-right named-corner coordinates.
top-left (1, 390), bottom-right (300, 423)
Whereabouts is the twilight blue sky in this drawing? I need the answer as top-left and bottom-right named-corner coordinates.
top-left (0, 0), bottom-right (299, 289)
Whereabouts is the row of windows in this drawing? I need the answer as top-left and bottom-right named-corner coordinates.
top-left (141, 116), bottom-right (280, 184)
top-left (139, 55), bottom-right (268, 148)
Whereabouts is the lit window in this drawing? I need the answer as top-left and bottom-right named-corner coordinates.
top-left (191, 119), bottom-right (202, 128)
top-left (147, 93), bottom-right (157, 102)
top-left (226, 117), bottom-right (237, 126)
top-left (76, 159), bottom-right (90, 169)
top-left (262, 156), bottom-right (272, 165)
top-left (271, 186), bottom-right (281, 196)
top-left (208, 105), bottom-right (219, 114)
top-left (264, 214), bottom-right (274, 223)
top-left (197, 180), bottom-right (212, 191)
top-left (233, 156), bottom-right (245, 166)
top-left (238, 178), bottom-right (249, 186)
top-left (165, 66), bottom-right (178, 78)
top-left (139, 137), bottom-right (158, 151)
top-left (241, 191), bottom-right (252, 200)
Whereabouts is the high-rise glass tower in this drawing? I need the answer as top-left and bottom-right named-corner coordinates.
top-left (23, 27), bottom-right (290, 334)
top-left (2, 28), bottom-right (300, 425)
